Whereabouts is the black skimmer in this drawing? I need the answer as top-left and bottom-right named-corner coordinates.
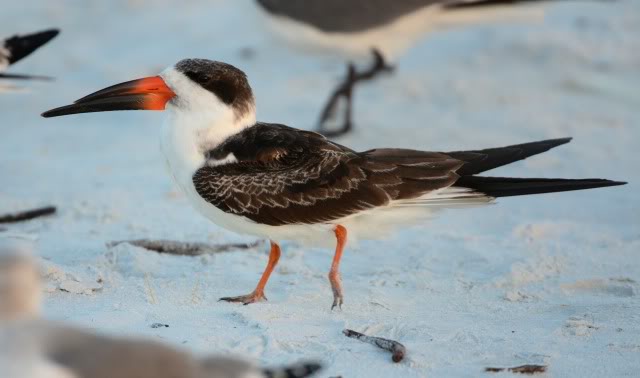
top-left (42, 58), bottom-right (626, 309)
top-left (0, 28), bottom-right (59, 81)
top-left (256, 0), bottom-right (609, 136)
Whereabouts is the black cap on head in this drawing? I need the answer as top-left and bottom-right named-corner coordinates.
top-left (175, 59), bottom-right (253, 117)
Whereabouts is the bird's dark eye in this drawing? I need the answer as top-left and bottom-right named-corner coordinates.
top-left (183, 70), bottom-right (236, 105)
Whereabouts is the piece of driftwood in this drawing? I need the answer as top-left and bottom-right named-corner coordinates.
top-left (0, 206), bottom-right (56, 223)
top-left (106, 239), bottom-right (262, 256)
top-left (343, 329), bottom-right (406, 363)
top-left (485, 365), bottom-right (547, 374)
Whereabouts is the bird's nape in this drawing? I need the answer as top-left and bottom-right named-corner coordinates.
top-left (41, 76), bottom-right (175, 118)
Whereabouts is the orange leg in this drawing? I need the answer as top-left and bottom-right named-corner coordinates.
top-left (329, 225), bottom-right (347, 310)
top-left (219, 241), bottom-right (281, 305)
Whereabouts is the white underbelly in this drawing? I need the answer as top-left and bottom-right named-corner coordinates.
top-left (178, 181), bottom-right (492, 248)
top-left (184, 185), bottom-right (336, 245)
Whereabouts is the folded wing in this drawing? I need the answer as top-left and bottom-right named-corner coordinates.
top-left (193, 123), bottom-right (463, 226)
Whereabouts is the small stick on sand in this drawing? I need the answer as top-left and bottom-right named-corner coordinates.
top-left (106, 239), bottom-right (262, 256)
top-left (343, 329), bottom-right (406, 363)
top-left (0, 206), bottom-right (56, 223)
top-left (485, 365), bottom-right (547, 374)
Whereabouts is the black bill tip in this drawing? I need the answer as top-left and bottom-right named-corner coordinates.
top-left (42, 105), bottom-right (74, 118)
top-left (41, 94), bottom-right (149, 118)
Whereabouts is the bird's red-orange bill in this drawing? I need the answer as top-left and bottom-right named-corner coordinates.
top-left (42, 76), bottom-right (175, 118)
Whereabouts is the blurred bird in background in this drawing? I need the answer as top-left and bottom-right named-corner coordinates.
top-left (255, 0), bottom-right (612, 137)
top-left (0, 239), bottom-right (76, 378)
top-left (0, 239), bottom-right (322, 378)
top-left (0, 241), bottom-right (41, 322)
top-left (0, 28), bottom-right (59, 81)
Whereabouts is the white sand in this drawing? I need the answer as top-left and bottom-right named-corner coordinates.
top-left (1, 1), bottom-right (638, 376)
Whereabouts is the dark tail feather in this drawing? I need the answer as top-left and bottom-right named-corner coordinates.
top-left (448, 137), bottom-right (572, 176)
top-left (262, 362), bottom-right (322, 378)
top-left (4, 29), bottom-right (60, 65)
top-left (455, 176), bottom-right (626, 197)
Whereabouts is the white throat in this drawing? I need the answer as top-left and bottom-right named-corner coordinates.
top-left (158, 68), bottom-right (256, 191)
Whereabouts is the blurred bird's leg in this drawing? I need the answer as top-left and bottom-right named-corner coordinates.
top-left (329, 225), bottom-right (347, 310)
top-left (317, 64), bottom-right (355, 138)
top-left (219, 241), bottom-right (281, 305)
top-left (369, 48), bottom-right (395, 75)
top-left (317, 48), bottom-right (394, 137)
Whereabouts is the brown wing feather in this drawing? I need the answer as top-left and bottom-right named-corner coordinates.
top-left (255, 146), bottom-right (288, 162)
top-left (193, 124), bottom-right (463, 226)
